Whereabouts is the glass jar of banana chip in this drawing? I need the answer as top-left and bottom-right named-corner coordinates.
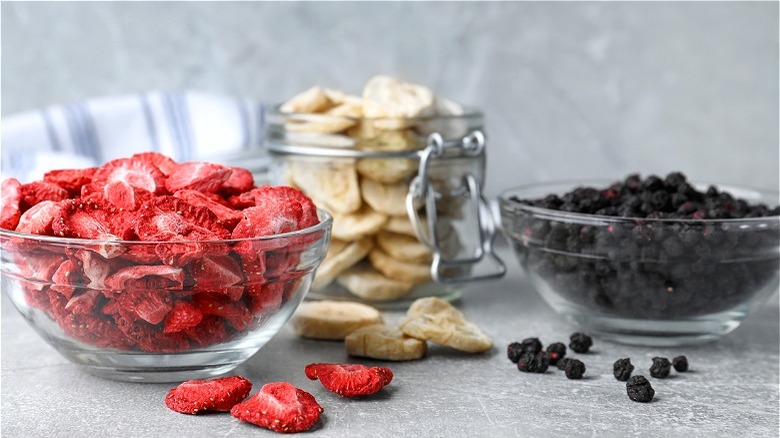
top-left (266, 80), bottom-right (505, 309)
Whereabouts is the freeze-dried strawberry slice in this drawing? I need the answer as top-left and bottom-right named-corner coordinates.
top-left (115, 288), bottom-right (173, 325)
top-left (192, 293), bottom-right (253, 330)
top-left (104, 265), bottom-right (185, 291)
top-left (231, 204), bottom-right (303, 239)
top-left (164, 301), bottom-right (204, 334)
top-left (16, 253), bottom-right (67, 291)
top-left (220, 167), bottom-right (254, 196)
top-left (305, 363), bottom-right (393, 397)
top-left (64, 289), bottom-right (103, 315)
top-left (50, 259), bottom-right (86, 299)
top-left (72, 250), bottom-right (113, 289)
top-left (43, 167), bottom-right (96, 195)
top-left (19, 181), bottom-right (69, 207)
top-left (173, 190), bottom-right (244, 230)
top-left (165, 162), bottom-right (232, 194)
top-left (134, 196), bottom-right (230, 241)
top-left (230, 382), bottom-right (323, 433)
top-left (16, 200), bottom-right (63, 235)
top-left (92, 157), bottom-right (167, 195)
top-left (184, 315), bottom-right (228, 347)
top-left (229, 186), bottom-right (318, 229)
top-left (60, 312), bottom-right (133, 350)
top-left (246, 282), bottom-right (284, 315)
top-left (1, 178), bottom-right (23, 230)
top-left (189, 256), bottom-right (244, 300)
top-left (166, 376), bottom-right (252, 415)
top-left (53, 198), bottom-right (128, 247)
top-left (132, 152), bottom-right (178, 176)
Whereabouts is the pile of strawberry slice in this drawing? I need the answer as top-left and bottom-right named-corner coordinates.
top-left (0, 153), bottom-right (322, 352)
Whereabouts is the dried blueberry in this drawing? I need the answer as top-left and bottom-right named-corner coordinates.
top-left (517, 352), bottom-right (549, 373)
top-left (564, 359), bottom-right (586, 379)
top-left (545, 342), bottom-right (567, 365)
top-left (556, 357), bottom-right (574, 371)
top-left (649, 357), bottom-right (671, 378)
top-left (672, 355), bottom-right (689, 372)
top-left (520, 337), bottom-right (543, 355)
top-left (569, 332), bottom-right (593, 354)
top-left (626, 375), bottom-right (655, 402)
top-left (613, 358), bottom-right (634, 381)
top-left (507, 342), bottom-right (525, 363)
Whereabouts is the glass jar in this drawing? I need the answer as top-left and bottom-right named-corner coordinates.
top-left (266, 106), bottom-right (505, 308)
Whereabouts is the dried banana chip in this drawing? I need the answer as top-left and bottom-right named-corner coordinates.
top-left (368, 248), bottom-right (431, 284)
top-left (399, 297), bottom-right (492, 353)
top-left (312, 237), bottom-right (374, 290)
top-left (290, 160), bottom-right (362, 214)
top-left (280, 85), bottom-right (331, 113)
top-left (360, 179), bottom-right (409, 216)
top-left (345, 323), bottom-right (427, 361)
top-left (337, 264), bottom-right (414, 302)
top-left (376, 230), bottom-right (431, 264)
top-left (330, 204), bottom-right (387, 241)
top-left (362, 76), bottom-right (435, 129)
top-left (291, 300), bottom-right (383, 340)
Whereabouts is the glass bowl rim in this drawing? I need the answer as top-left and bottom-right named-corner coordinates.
top-left (0, 208), bottom-right (333, 246)
top-left (498, 179), bottom-right (780, 225)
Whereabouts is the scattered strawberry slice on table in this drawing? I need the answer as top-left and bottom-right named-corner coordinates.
top-left (305, 363), bottom-right (393, 397)
top-left (166, 375), bottom-right (252, 415)
top-left (230, 382), bottom-right (323, 433)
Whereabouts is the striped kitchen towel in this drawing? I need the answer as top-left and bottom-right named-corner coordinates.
top-left (1, 91), bottom-right (270, 182)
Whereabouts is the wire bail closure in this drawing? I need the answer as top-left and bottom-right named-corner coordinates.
top-left (406, 130), bottom-right (506, 283)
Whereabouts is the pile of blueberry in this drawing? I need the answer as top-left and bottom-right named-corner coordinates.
top-left (509, 172), bottom-right (780, 318)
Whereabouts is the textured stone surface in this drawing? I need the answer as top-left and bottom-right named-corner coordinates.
top-left (1, 2), bottom-right (778, 197)
top-left (2, 245), bottom-right (778, 437)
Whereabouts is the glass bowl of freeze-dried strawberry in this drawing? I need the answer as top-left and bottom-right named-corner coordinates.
top-left (0, 153), bottom-right (332, 382)
top-left (499, 173), bottom-right (780, 346)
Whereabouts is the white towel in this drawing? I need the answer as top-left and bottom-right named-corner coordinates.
top-left (1, 91), bottom-right (271, 182)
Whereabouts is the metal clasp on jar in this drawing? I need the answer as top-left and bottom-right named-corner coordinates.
top-left (406, 130), bottom-right (506, 283)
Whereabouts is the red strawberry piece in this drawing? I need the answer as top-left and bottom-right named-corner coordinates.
top-left (1, 177), bottom-right (23, 230)
top-left (134, 196), bottom-right (231, 241)
top-left (230, 382), bottom-right (323, 433)
top-left (64, 289), bottom-right (104, 315)
top-left (131, 152), bottom-right (178, 176)
top-left (52, 199), bottom-right (127, 259)
top-left (16, 253), bottom-right (67, 290)
top-left (104, 265), bottom-right (185, 291)
top-left (50, 259), bottom-right (86, 299)
top-left (304, 363), bottom-right (393, 397)
top-left (135, 323), bottom-right (191, 352)
top-left (16, 200), bottom-right (63, 235)
top-left (72, 250), bottom-right (113, 289)
top-left (60, 312), bottom-right (133, 350)
top-left (246, 282), bottom-right (284, 316)
top-left (220, 167), bottom-right (254, 196)
top-left (165, 162), bottom-right (232, 194)
top-left (92, 157), bottom-right (167, 195)
top-left (173, 189), bottom-right (244, 231)
top-left (166, 375), bottom-right (252, 415)
top-left (164, 301), bottom-right (204, 334)
top-left (232, 203), bottom-right (303, 238)
top-left (19, 181), bottom-right (69, 208)
top-left (101, 180), bottom-right (154, 211)
top-left (192, 293), bottom-right (253, 331)
top-left (188, 256), bottom-right (244, 300)
top-left (230, 186), bottom-right (318, 229)
top-left (184, 315), bottom-right (228, 347)
top-left (114, 288), bottom-right (173, 325)
top-left (43, 167), bottom-right (97, 195)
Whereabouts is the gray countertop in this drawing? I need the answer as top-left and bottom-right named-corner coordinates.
top-left (2, 246), bottom-right (779, 437)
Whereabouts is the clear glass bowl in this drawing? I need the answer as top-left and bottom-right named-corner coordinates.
top-left (499, 181), bottom-right (780, 346)
top-left (0, 210), bottom-right (332, 382)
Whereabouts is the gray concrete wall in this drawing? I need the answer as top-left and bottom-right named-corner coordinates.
top-left (2, 2), bottom-right (778, 196)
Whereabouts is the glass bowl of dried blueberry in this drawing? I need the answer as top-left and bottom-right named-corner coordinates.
top-left (499, 172), bottom-right (780, 346)
top-left (0, 153), bottom-right (332, 382)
